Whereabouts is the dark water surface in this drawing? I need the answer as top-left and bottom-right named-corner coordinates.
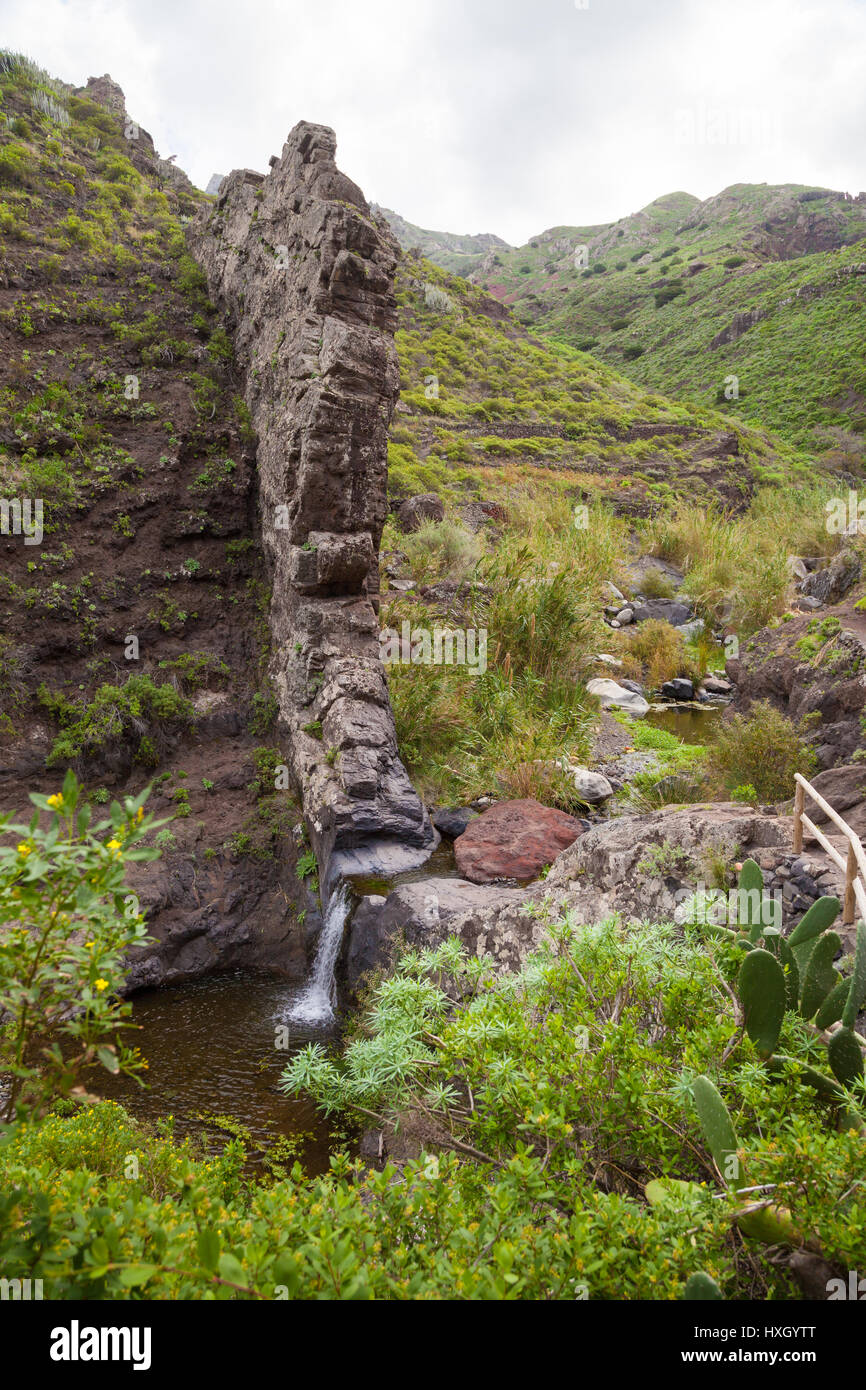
top-left (99, 970), bottom-right (348, 1174)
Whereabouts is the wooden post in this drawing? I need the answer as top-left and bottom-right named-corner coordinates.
top-left (793, 780), bottom-right (805, 854)
top-left (844, 840), bottom-right (857, 925)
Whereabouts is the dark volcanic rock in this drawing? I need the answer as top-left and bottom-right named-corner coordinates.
top-left (396, 493), bottom-right (445, 532)
top-left (189, 122), bottom-right (434, 882)
top-left (802, 549), bottom-right (861, 605)
top-left (453, 798), bottom-right (584, 884)
top-left (725, 597), bottom-right (866, 770)
top-left (661, 678), bottom-right (695, 702)
top-left (631, 599), bottom-right (692, 626)
top-left (432, 806), bottom-right (477, 839)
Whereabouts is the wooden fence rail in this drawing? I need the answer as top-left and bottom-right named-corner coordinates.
top-left (793, 772), bottom-right (866, 924)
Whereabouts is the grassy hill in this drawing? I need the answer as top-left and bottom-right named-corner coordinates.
top-left (0, 51), bottom-right (305, 869)
top-left (382, 185), bottom-right (866, 468)
top-left (465, 184), bottom-right (866, 466)
top-left (374, 204), bottom-right (510, 277)
top-left (387, 250), bottom-right (820, 521)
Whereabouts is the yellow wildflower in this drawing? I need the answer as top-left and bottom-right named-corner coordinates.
top-left (106, 839), bottom-right (122, 852)
top-left (47, 793), bottom-right (63, 809)
top-left (94, 978), bottom-right (109, 991)
top-left (16, 843), bottom-right (31, 856)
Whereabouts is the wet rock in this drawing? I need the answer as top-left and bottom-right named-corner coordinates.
top-left (587, 677), bottom-right (650, 716)
top-left (432, 806), bottom-right (477, 839)
top-left (454, 798), bottom-right (584, 884)
top-left (661, 678), bottom-right (694, 702)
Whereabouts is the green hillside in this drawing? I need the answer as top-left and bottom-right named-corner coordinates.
top-left (388, 253), bottom-right (818, 519)
top-left (466, 184), bottom-right (866, 466)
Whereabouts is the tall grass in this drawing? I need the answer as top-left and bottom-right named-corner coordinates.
top-left (396, 518), bottom-right (482, 584)
top-left (381, 496), bottom-right (622, 804)
top-left (640, 486), bottom-right (861, 632)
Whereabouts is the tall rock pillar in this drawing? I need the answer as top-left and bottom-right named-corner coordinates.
top-left (190, 122), bottom-right (434, 886)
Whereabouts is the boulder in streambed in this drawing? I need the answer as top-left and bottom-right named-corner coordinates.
top-left (660, 677), bottom-right (695, 702)
top-left (587, 677), bottom-right (650, 716)
top-left (432, 806), bottom-right (477, 839)
top-left (631, 599), bottom-right (692, 627)
top-left (454, 798), bottom-right (584, 884)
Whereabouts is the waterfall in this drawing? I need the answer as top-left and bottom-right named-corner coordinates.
top-left (288, 883), bottom-right (351, 1025)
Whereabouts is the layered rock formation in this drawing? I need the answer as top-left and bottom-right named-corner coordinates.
top-left (189, 123), bottom-right (434, 888)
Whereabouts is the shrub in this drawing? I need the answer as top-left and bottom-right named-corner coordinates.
top-left (39, 676), bottom-right (194, 769)
top-left (0, 771), bottom-right (161, 1123)
top-left (621, 619), bottom-right (697, 690)
top-left (636, 569), bottom-right (676, 600)
top-left (0, 142), bottom-right (35, 187)
top-left (706, 700), bottom-right (817, 801)
top-left (399, 519), bottom-right (482, 584)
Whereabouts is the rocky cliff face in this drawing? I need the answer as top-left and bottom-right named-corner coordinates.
top-left (189, 123), bottom-right (434, 888)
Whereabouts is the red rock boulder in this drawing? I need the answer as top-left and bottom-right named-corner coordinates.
top-left (454, 798), bottom-right (583, 884)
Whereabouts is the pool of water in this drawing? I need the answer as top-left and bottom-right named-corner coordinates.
top-left (643, 703), bottom-right (726, 746)
top-left (98, 970), bottom-right (349, 1174)
top-left (346, 836), bottom-right (459, 897)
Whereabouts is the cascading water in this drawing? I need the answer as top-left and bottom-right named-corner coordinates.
top-left (288, 883), bottom-right (351, 1025)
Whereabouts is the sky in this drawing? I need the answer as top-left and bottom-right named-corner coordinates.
top-left (2, 0), bottom-right (865, 246)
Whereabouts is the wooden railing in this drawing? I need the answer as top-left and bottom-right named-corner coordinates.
top-left (793, 772), bottom-right (866, 924)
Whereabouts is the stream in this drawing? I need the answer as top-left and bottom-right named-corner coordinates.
top-left (97, 970), bottom-right (349, 1174)
top-left (98, 706), bottom-right (725, 1163)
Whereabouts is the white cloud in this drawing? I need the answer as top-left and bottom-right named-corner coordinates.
top-left (3, 0), bottom-right (864, 244)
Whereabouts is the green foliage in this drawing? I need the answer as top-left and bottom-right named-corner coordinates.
top-left (39, 676), bottom-right (194, 769)
top-left (0, 771), bottom-right (163, 1124)
top-left (827, 1028), bottom-right (864, 1088)
top-left (738, 949), bottom-right (786, 1057)
top-left (706, 700), bottom-right (816, 801)
top-left (398, 519), bottom-right (482, 584)
top-left (683, 1271), bottom-right (723, 1300)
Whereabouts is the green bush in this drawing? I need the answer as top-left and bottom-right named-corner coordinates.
top-left (0, 771), bottom-right (162, 1123)
top-left (707, 700), bottom-right (817, 801)
top-left (399, 518), bottom-right (482, 584)
top-left (39, 676), bottom-right (194, 768)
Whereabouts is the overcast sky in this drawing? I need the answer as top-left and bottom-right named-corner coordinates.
top-left (3, 0), bottom-right (865, 246)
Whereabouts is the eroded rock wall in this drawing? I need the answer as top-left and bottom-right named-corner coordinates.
top-left (189, 122), bottom-right (433, 886)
